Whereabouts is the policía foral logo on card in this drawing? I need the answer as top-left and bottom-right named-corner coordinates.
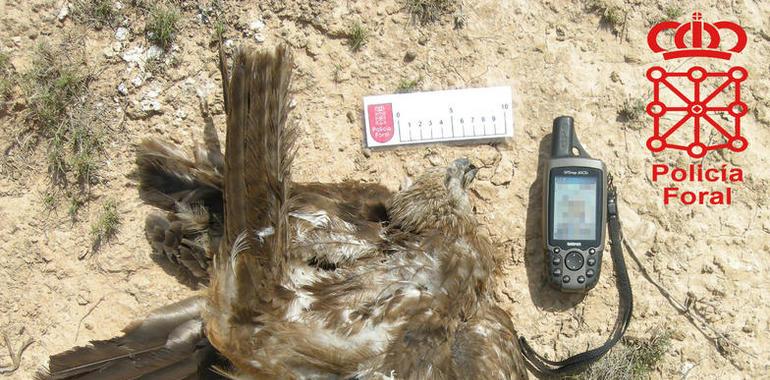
top-left (367, 103), bottom-right (395, 143)
top-left (644, 12), bottom-right (748, 205)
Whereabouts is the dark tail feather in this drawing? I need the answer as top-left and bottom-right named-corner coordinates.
top-left (37, 297), bottom-right (226, 380)
top-left (219, 45), bottom-right (296, 317)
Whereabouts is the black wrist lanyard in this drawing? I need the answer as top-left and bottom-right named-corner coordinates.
top-left (518, 173), bottom-right (634, 378)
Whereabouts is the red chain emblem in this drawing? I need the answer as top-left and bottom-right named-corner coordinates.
top-left (645, 12), bottom-right (748, 159)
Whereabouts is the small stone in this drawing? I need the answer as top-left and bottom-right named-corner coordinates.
top-left (57, 4), bottom-right (69, 22)
top-left (404, 50), bottom-right (417, 62)
top-left (117, 83), bottom-right (128, 96)
top-left (555, 25), bottom-right (566, 41)
top-left (623, 54), bottom-right (641, 64)
top-left (417, 36), bottom-right (428, 45)
top-left (425, 152), bottom-right (442, 167)
top-left (103, 46), bottom-right (116, 58)
top-left (610, 71), bottom-right (620, 82)
top-left (131, 75), bottom-right (143, 87)
top-left (85, 323), bottom-right (94, 330)
top-left (680, 362), bottom-right (695, 376)
top-left (249, 19), bottom-right (265, 32)
top-left (362, 148), bottom-right (371, 158)
top-left (476, 146), bottom-right (500, 167)
top-left (249, 19), bottom-right (266, 42)
top-left (670, 329), bottom-right (687, 341)
top-left (39, 250), bottom-right (53, 263)
top-left (473, 181), bottom-right (496, 202)
top-left (127, 88), bottom-right (164, 119)
top-left (141, 98), bottom-right (161, 113)
top-left (121, 46), bottom-right (144, 66)
top-left (491, 157), bottom-right (514, 186)
top-left (146, 45), bottom-right (163, 60)
top-left (346, 110), bottom-right (355, 123)
top-left (115, 27), bottom-right (129, 41)
top-left (76, 290), bottom-right (90, 305)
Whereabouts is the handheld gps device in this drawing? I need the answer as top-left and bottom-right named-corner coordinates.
top-left (544, 116), bottom-right (607, 292)
top-left (520, 116), bottom-right (632, 377)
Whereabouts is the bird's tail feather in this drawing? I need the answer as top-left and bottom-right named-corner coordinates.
top-left (214, 45), bottom-right (296, 319)
top-left (36, 297), bottom-right (227, 380)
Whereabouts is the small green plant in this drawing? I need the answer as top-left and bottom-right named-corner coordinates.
top-left (68, 198), bottom-right (83, 220)
top-left (618, 97), bottom-right (646, 122)
top-left (602, 6), bottom-right (626, 32)
top-left (586, 0), bottom-right (626, 34)
top-left (332, 63), bottom-right (344, 83)
top-left (24, 41), bottom-right (89, 132)
top-left (396, 76), bottom-right (423, 93)
top-left (22, 39), bottom-right (103, 206)
top-left (405, 0), bottom-right (458, 25)
top-left (90, 199), bottom-right (120, 251)
top-left (146, 3), bottom-right (181, 49)
top-left (42, 192), bottom-right (57, 211)
top-left (347, 22), bottom-right (368, 52)
top-left (574, 330), bottom-right (671, 379)
top-left (144, 55), bottom-right (165, 75)
top-left (69, 123), bottom-right (102, 184)
top-left (72, 0), bottom-right (119, 28)
top-left (214, 19), bottom-right (226, 40)
top-left (0, 50), bottom-right (13, 101)
top-left (664, 5), bottom-right (684, 20)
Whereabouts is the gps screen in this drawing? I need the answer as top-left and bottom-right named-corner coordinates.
top-left (553, 175), bottom-right (597, 240)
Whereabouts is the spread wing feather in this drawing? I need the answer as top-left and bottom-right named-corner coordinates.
top-left (36, 297), bottom-right (227, 380)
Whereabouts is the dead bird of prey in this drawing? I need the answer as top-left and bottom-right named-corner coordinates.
top-left (38, 45), bottom-right (528, 379)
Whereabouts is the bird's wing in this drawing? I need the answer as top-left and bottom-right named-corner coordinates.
top-left (452, 304), bottom-right (529, 380)
top-left (36, 297), bottom-right (229, 380)
top-left (145, 209), bottom-right (216, 280)
top-left (135, 137), bottom-right (223, 212)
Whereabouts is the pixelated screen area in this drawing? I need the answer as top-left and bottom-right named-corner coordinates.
top-left (553, 176), bottom-right (597, 240)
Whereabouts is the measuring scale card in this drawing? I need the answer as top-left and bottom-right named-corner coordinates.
top-left (363, 86), bottom-right (514, 148)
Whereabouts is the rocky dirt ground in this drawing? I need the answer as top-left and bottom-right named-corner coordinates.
top-left (0, 0), bottom-right (768, 378)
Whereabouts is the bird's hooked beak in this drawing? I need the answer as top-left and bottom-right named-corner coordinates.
top-left (462, 162), bottom-right (478, 188)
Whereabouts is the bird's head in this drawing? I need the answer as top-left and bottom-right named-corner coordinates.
top-left (388, 158), bottom-right (479, 235)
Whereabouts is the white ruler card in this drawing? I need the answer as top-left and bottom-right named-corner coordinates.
top-left (363, 86), bottom-right (514, 148)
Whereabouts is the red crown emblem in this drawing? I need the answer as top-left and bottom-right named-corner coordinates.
top-left (647, 12), bottom-right (747, 60)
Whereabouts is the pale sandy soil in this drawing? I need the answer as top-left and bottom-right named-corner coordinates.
top-left (0, 0), bottom-right (768, 379)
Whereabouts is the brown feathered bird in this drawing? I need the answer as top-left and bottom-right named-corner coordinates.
top-left (38, 45), bottom-right (528, 380)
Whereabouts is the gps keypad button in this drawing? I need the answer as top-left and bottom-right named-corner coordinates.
top-left (564, 251), bottom-right (584, 271)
